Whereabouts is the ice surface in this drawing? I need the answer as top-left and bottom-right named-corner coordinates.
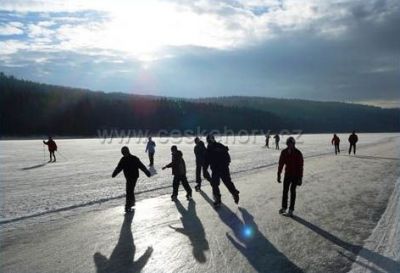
top-left (348, 177), bottom-right (400, 273)
top-left (0, 133), bottom-right (399, 273)
top-left (0, 133), bottom-right (396, 222)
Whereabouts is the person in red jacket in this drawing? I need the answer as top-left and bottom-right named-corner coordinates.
top-left (43, 136), bottom-right (57, 162)
top-left (331, 134), bottom-right (340, 155)
top-left (277, 137), bottom-right (303, 217)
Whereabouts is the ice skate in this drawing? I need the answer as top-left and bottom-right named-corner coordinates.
top-left (233, 192), bottom-right (239, 204)
top-left (213, 199), bottom-right (221, 208)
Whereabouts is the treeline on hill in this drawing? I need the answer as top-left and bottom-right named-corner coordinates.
top-left (0, 73), bottom-right (399, 137)
top-left (195, 96), bottom-right (400, 132)
top-left (0, 73), bottom-right (285, 137)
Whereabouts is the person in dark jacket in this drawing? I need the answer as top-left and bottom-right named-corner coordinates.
top-left (265, 134), bottom-right (270, 148)
top-left (163, 145), bottom-right (192, 201)
top-left (43, 136), bottom-right (57, 162)
top-left (112, 146), bottom-right (151, 212)
top-left (145, 137), bottom-right (156, 166)
top-left (274, 134), bottom-right (280, 150)
top-left (194, 137), bottom-right (211, 192)
top-left (348, 131), bottom-right (358, 155)
top-left (331, 134), bottom-right (340, 155)
top-left (277, 137), bottom-right (303, 217)
top-left (204, 134), bottom-right (239, 207)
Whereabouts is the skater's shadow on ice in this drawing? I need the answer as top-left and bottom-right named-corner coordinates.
top-left (293, 216), bottom-right (400, 273)
top-left (93, 211), bottom-right (153, 273)
top-left (338, 251), bottom-right (387, 273)
top-left (200, 191), bottom-right (303, 273)
top-left (20, 163), bottom-right (47, 170)
top-left (169, 199), bottom-right (209, 263)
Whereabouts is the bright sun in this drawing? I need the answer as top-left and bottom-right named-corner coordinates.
top-left (67, 1), bottom-right (240, 63)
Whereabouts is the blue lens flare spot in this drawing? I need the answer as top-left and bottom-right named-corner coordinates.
top-left (242, 225), bottom-right (253, 239)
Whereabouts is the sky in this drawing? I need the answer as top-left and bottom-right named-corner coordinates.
top-left (0, 0), bottom-right (399, 108)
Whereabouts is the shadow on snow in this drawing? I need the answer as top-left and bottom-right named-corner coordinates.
top-left (169, 199), bottom-right (209, 263)
top-left (292, 216), bottom-right (400, 273)
top-left (20, 163), bottom-right (47, 170)
top-left (200, 191), bottom-right (303, 273)
top-left (93, 211), bottom-right (153, 273)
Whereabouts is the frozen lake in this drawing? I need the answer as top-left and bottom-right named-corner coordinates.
top-left (1, 133), bottom-right (399, 273)
top-left (0, 133), bottom-right (398, 222)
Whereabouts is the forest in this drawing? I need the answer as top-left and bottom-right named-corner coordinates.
top-left (0, 73), bottom-right (398, 137)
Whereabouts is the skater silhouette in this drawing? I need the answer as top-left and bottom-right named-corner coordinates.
top-left (112, 146), bottom-right (151, 212)
top-left (331, 134), bottom-right (340, 155)
top-left (265, 133), bottom-right (270, 148)
top-left (94, 212), bottom-right (153, 273)
top-left (277, 137), bottom-right (303, 217)
top-left (204, 134), bottom-right (239, 207)
top-left (169, 200), bottom-right (209, 263)
top-left (348, 131), bottom-right (358, 155)
top-left (145, 137), bottom-right (156, 166)
top-left (194, 137), bottom-right (211, 191)
top-left (162, 145), bottom-right (192, 201)
top-left (274, 134), bottom-right (280, 150)
top-left (43, 136), bottom-right (57, 162)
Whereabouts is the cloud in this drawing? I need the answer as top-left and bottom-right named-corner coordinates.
top-left (0, 0), bottom-right (355, 58)
top-left (27, 23), bottom-right (55, 38)
top-left (0, 0), bottom-right (398, 104)
top-left (37, 20), bottom-right (56, 27)
top-left (0, 40), bottom-right (27, 55)
top-left (0, 21), bottom-right (24, 35)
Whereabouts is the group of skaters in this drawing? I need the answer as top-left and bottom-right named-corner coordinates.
top-left (42, 131), bottom-right (359, 216)
top-left (110, 134), bottom-right (300, 216)
top-left (112, 135), bottom-right (240, 213)
top-left (331, 131), bottom-right (359, 155)
top-left (265, 131), bottom-right (359, 156)
top-left (265, 133), bottom-right (281, 150)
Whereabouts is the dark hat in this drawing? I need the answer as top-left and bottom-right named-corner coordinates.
top-left (206, 134), bottom-right (215, 143)
top-left (121, 146), bottom-right (130, 155)
top-left (286, 137), bottom-right (295, 145)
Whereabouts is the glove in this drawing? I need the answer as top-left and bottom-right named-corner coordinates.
top-left (297, 177), bottom-right (302, 186)
top-left (277, 173), bottom-right (281, 183)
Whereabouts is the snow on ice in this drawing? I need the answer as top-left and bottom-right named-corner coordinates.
top-left (0, 133), bottom-right (399, 273)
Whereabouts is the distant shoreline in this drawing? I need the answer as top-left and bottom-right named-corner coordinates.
top-left (1, 131), bottom-right (399, 141)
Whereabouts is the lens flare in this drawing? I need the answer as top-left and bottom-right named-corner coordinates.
top-left (242, 225), bottom-right (253, 239)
